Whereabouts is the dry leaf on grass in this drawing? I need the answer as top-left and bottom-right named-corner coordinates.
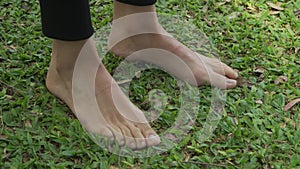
top-left (284, 98), bottom-right (300, 111)
top-left (255, 100), bottom-right (263, 104)
top-left (270, 11), bottom-right (281, 15)
top-left (254, 66), bottom-right (266, 75)
top-left (5, 95), bottom-right (13, 100)
top-left (109, 166), bottom-right (119, 169)
top-left (274, 75), bottom-right (288, 84)
top-left (202, 3), bottom-right (208, 14)
top-left (247, 6), bottom-right (258, 13)
top-left (267, 2), bottom-right (284, 11)
top-left (25, 119), bottom-right (32, 128)
top-left (0, 134), bottom-right (8, 139)
top-left (236, 77), bottom-right (249, 87)
top-left (284, 117), bottom-right (298, 128)
top-left (227, 12), bottom-right (242, 19)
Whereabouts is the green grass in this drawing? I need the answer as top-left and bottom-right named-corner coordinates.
top-left (1, 0), bottom-right (300, 168)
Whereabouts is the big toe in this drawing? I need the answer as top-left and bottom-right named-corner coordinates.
top-left (208, 71), bottom-right (237, 89)
top-left (136, 123), bottom-right (160, 147)
top-left (222, 63), bottom-right (238, 79)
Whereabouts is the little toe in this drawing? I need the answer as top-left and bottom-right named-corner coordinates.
top-left (99, 127), bottom-right (115, 141)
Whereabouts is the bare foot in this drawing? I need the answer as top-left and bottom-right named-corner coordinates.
top-left (108, 1), bottom-right (238, 89)
top-left (46, 38), bottom-right (160, 149)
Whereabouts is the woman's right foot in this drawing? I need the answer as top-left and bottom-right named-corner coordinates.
top-left (46, 38), bottom-right (160, 150)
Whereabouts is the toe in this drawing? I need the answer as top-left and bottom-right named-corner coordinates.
top-left (127, 124), bottom-right (147, 150)
top-left (222, 63), bottom-right (238, 79)
top-left (208, 71), bottom-right (237, 89)
top-left (119, 124), bottom-right (137, 149)
top-left (225, 78), bottom-right (237, 89)
top-left (110, 125), bottom-right (126, 146)
top-left (136, 123), bottom-right (160, 147)
top-left (147, 134), bottom-right (161, 147)
top-left (99, 127), bottom-right (115, 141)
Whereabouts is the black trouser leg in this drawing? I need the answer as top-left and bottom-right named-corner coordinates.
top-left (39, 0), bottom-right (94, 41)
top-left (39, 0), bottom-right (157, 41)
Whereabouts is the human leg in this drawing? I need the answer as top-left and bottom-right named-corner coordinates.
top-left (109, 0), bottom-right (239, 89)
top-left (39, 0), bottom-right (160, 149)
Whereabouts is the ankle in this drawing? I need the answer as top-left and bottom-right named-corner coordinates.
top-left (113, 0), bottom-right (156, 20)
top-left (51, 39), bottom-right (88, 76)
top-left (109, 2), bottom-right (167, 49)
top-left (112, 0), bottom-right (161, 31)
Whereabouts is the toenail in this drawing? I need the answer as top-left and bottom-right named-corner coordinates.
top-left (234, 72), bottom-right (239, 77)
top-left (149, 134), bottom-right (159, 142)
top-left (130, 142), bottom-right (136, 148)
top-left (140, 140), bottom-right (146, 147)
top-left (119, 140), bottom-right (125, 145)
top-left (227, 79), bottom-right (236, 84)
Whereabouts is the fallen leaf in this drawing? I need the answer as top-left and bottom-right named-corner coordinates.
top-left (267, 2), bottom-right (284, 11)
top-left (218, 0), bottom-right (231, 6)
top-left (236, 77), bottom-right (248, 87)
top-left (184, 152), bottom-right (190, 162)
top-left (9, 45), bottom-right (17, 50)
top-left (284, 98), bottom-right (300, 111)
top-left (274, 75), bottom-right (288, 84)
top-left (269, 11), bottom-right (281, 15)
top-left (2, 152), bottom-right (10, 159)
top-left (295, 82), bottom-right (300, 89)
top-left (202, 3), bottom-right (209, 14)
top-left (0, 134), bottom-right (8, 139)
top-left (256, 100), bottom-right (263, 104)
top-left (109, 166), bottom-right (119, 169)
top-left (247, 6), bottom-right (257, 13)
top-left (135, 71), bottom-right (141, 78)
top-left (203, 16), bottom-right (213, 26)
top-left (234, 117), bottom-right (239, 125)
top-left (5, 95), bottom-right (13, 100)
top-left (295, 47), bottom-right (299, 54)
top-left (254, 66), bottom-right (266, 75)
top-left (25, 119), bottom-right (32, 128)
top-left (284, 117), bottom-right (298, 128)
top-left (227, 12), bottom-right (241, 19)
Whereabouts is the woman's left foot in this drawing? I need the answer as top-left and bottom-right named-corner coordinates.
top-left (109, 1), bottom-right (238, 89)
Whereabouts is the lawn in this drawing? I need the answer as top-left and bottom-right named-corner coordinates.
top-left (1, 0), bottom-right (300, 168)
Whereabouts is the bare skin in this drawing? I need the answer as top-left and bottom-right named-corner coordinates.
top-left (45, 1), bottom-right (238, 151)
top-left (109, 1), bottom-right (238, 89)
top-left (46, 38), bottom-right (160, 150)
